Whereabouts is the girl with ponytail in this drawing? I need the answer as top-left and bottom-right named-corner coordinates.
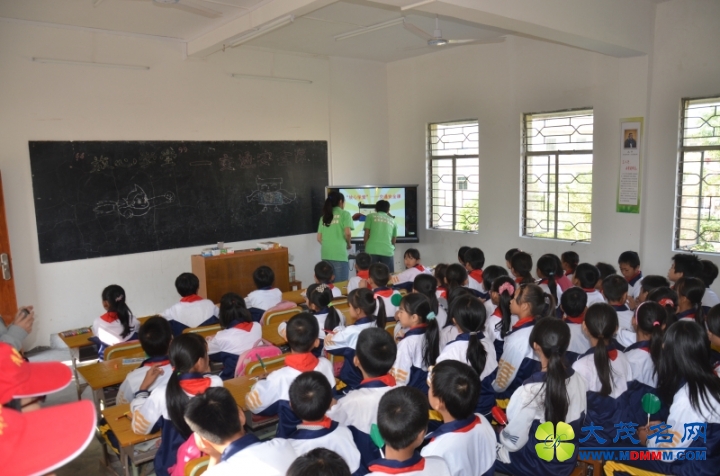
top-left (325, 288), bottom-right (387, 391)
top-left (207, 292), bottom-right (261, 380)
top-left (317, 191), bottom-right (353, 282)
top-left (509, 252), bottom-right (535, 284)
top-left (413, 274), bottom-right (446, 327)
top-left (130, 333), bottom-right (222, 476)
top-left (295, 284), bottom-right (345, 356)
top-left (647, 286), bottom-right (678, 325)
top-left (495, 318), bottom-right (587, 476)
top-left (674, 276), bottom-right (706, 326)
top-left (390, 293), bottom-right (440, 393)
top-left (436, 295), bottom-right (498, 416)
top-left (488, 276), bottom-right (517, 360)
top-left (92, 284), bottom-right (139, 360)
top-left (536, 254), bottom-right (562, 309)
top-left (444, 263), bottom-right (469, 297)
top-left (572, 303), bottom-right (632, 447)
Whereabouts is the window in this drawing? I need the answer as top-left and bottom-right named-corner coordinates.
top-left (522, 109), bottom-right (593, 241)
top-left (675, 96), bottom-right (720, 253)
top-left (428, 120), bottom-right (479, 232)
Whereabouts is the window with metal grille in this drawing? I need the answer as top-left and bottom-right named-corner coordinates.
top-left (675, 96), bottom-right (720, 253)
top-left (522, 109), bottom-right (593, 241)
top-left (428, 120), bottom-right (479, 232)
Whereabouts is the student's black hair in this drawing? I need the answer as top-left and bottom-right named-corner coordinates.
top-left (464, 247), bottom-right (485, 271)
top-left (355, 252), bottom-right (372, 271)
top-left (377, 387), bottom-right (429, 451)
top-left (707, 304), bottom-right (720, 337)
top-left (481, 265), bottom-right (508, 295)
top-left (515, 283), bottom-right (555, 319)
top-left (314, 261), bottom-right (335, 284)
top-left (657, 320), bottom-right (720, 416)
top-left (701, 260), bottom-right (719, 288)
top-left (356, 327), bottom-right (397, 378)
top-left (640, 275), bottom-right (671, 295)
top-left (289, 371), bottom-right (332, 421)
top-left (675, 277), bottom-right (706, 327)
top-left (634, 301), bottom-right (667, 372)
top-left (574, 263), bottom-right (600, 289)
top-left (218, 292), bottom-right (251, 329)
top-left (138, 316), bottom-right (172, 357)
top-left (671, 253), bottom-right (703, 279)
top-left (449, 295), bottom-right (487, 377)
top-left (548, 254), bottom-right (565, 278)
top-left (175, 272), bottom-right (200, 297)
top-left (647, 286), bottom-right (678, 324)
top-left (376, 200), bottom-right (391, 213)
top-left (413, 274), bottom-right (439, 314)
top-left (404, 248), bottom-right (420, 261)
top-left (166, 333), bottom-right (209, 438)
top-left (399, 293), bottom-right (440, 368)
top-left (252, 265), bottom-right (275, 289)
top-left (429, 360), bottom-right (480, 420)
top-left (560, 287), bottom-right (587, 318)
top-left (322, 191), bottom-right (345, 227)
top-left (510, 251), bottom-right (534, 284)
top-left (537, 254), bottom-right (559, 303)
top-left (492, 276), bottom-right (517, 338)
top-left (618, 251), bottom-right (641, 269)
top-left (596, 263), bottom-right (617, 281)
top-left (287, 448), bottom-right (352, 476)
top-left (369, 262), bottom-right (391, 288)
top-left (444, 263), bottom-right (468, 293)
top-left (434, 263), bottom-right (448, 288)
top-left (583, 303), bottom-right (619, 397)
top-left (505, 248), bottom-right (521, 262)
top-left (347, 288), bottom-right (387, 329)
top-left (458, 246), bottom-right (471, 264)
top-left (286, 312), bottom-right (320, 353)
top-left (184, 387), bottom-right (241, 444)
top-left (529, 318), bottom-right (571, 425)
top-left (307, 283), bottom-right (342, 331)
top-left (102, 284), bottom-right (134, 338)
top-left (602, 275), bottom-right (629, 304)
top-left (561, 251), bottom-right (579, 273)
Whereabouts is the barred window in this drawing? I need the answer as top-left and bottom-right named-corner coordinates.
top-left (522, 109), bottom-right (593, 241)
top-left (428, 120), bottom-right (479, 232)
top-left (675, 96), bottom-right (720, 253)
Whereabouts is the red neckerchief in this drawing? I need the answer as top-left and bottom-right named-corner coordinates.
top-left (301, 416), bottom-right (333, 429)
top-left (369, 456), bottom-right (426, 474)
top-left (512, 317), bottom-right (534, 329)
top-left (582, 288), bottom-right (597, 293)
top-left (360, 374), bottom-right (397, 387)
top-left (515, 277), bottom-right (524, 284)
top-left (285, 353), bottom-right (319, 372)
top-left (430, 415), bottom-right (481, 442)
top-left (608, 349), bottom-right (618, 361)
top-left (328, 284), bottom-right (335, 289)
top-left (565, 271), bottom-right (573, 277)
top-left (492, 307), bottom-right (503, 318)
top-left (469, 269), bottom-right (483, 283)
top-left (178, 373), bottom-right (212, 395)
top-left (100, 312), bottom-right (118, 323)
top-left (374, 288), bottom-right (394, 298)
top-left (414, 264), bottom-right (426, 272)
top-left (142, 356), bottom-right (170, 367)
top-left (357, 270), bottom-right (369, 279)
top-left (564, 314), bottom-right (584, 324)
top-left (437, 287), bottom-right (447, 299)
top-left (180, 295), bottom-right (203, 303)
top-left (233, 322), bottom-right (254, 332)
top-left (539, 279), bottom-right (549, 285)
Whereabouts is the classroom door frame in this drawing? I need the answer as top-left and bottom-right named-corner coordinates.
top-left (0, 171), bottom-right (18, 325)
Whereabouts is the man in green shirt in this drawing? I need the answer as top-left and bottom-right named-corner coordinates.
top-left (363, 200), bottom-right (397, 272)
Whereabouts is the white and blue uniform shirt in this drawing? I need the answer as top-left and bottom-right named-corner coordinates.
top-left (245, 288), bottom-right (283, 312)
top-left (374, 288), bottom-right (401, 320)
top-left (161, 297), bottom-right (218, 332)
top-left (612, 304), bottom-right (634, 338)
top-left (325, 317), bottom-right (376, 389)
top-left (677, 308), bottom-right (701, 323)
top-left (421, 414), bottom-right (496, 476)
top-left (116, 356), bottom-right (172, 405)
top-left (393, 264), bottom-right (432, 285)
top-left (486, 306), bottom-right (519, 360)
top-left (368, 454), bottom-right (451, 476)
top-left (92, 311), bottom-right (140, 352)
top-left (538, 279), bottom-right (563, 308)
top-left (627, 272), bottom-right (644, 300)
top-left (347, 276), bottom-right (362, 294)
top-left (207, 321), bottom-right (262, 380)
top-left (204, 434), bottom-right (297, 476)
top-left (618, 340), bottom-right (665, 425)
top-left (391, 325), bottom-right (430, 393)
top-left (564, 316), bottom-right (591, 364)
top-left (288, 418), bottom-right (362, 474)
top-left (467, 269), bottom-right (486, 296)
top-left (492, 318), bottom-right (540, 400)
top-left (702, 287), bottom-right (720, 314)
top-left (584, 289), bottom-right (606, 307)
top-left (278, 308), bottom-right (346, 341)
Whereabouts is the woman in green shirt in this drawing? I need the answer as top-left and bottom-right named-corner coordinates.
top-left (317, 191), bottom-right (354, 282)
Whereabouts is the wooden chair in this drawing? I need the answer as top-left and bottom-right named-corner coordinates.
top-left (185, 456), bottom-right (210, 476)
top-left (241, 353), bottom-right (290, 377)
top-left (103, 341), bottom-right (145, 361)
top-left (182, 324), bottom-right (221, 339)
top-left (261, 306), bottom-right (302, 326)
top-left (261, 308), bottom-right (302, 346)
top-left (385, 321), bottom-right (396, 337)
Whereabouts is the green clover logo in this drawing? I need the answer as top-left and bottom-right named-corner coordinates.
top-left (534, 421), bottom-right (576, 462)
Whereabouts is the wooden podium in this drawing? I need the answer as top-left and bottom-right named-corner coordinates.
top-left (191, 248), bottom-right (290, 304)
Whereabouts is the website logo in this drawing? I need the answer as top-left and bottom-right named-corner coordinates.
top-left (535, 421), bottom-right (576, 462)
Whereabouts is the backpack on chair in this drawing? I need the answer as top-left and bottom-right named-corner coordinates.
top-left (234, 339), bottom-right (283, 377)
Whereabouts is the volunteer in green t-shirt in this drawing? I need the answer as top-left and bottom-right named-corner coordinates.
top-left (363, 200), bottom-right (398, 272)
top-left (317, 191), bottom-right (354, 282)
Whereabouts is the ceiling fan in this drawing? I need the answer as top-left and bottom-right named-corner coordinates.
top-left (403, 16), bottom-right (504, 48)
top-left (98, 0), bottom-right (224, 19)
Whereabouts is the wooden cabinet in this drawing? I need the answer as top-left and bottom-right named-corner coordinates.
top-left (191, 248), bottom-right (289, 304)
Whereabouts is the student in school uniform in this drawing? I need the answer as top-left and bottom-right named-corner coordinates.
top-left (486, 277), bottom-right (517, 360)
top-left (602, 274), bottom-right (634, 348)
top-left (361, 263), bottom-right (401, 319)
top-left (700, 259), bottom-right (720, 313)
top-left (438, 287), bottom-right (474, 351)
top-left (618, 251), bottom-right (643, 308)
top-left (246, 312), bottom-right (335, 438)
top-left (463, 247), bottom-right (486, 297)
top-left (536, 254), bottom-right (562, 310)
top-left (315, 260), bottom-right (343, 298)
top-left (117, 316), bottom-right (173, 404)
top-left (706, 305), bottom-right (720, 377)
top-left (422, 361), bottom-right (496, 476)
top-left (434, 264), bottom-right (448, 300)
top-left (561, 251), bottom-right (579, 283)
top-left (92, 284), bottom-right (140, 360)
top-left (442, 263), bottom-right (468, 302)
top-left (364, 200), bottom-right (397, 273)
top-left (347, 252), bottom-right (371, 294)
top-left (368, 387), bottom-right (451, 476)
top-left (573, 263), bottom-right (605, 306)
top-left (549, 253), bottom-right (573, 292)
top-left (458, 246), bottom-right (471, 267)
top-left (504, 248), bottom-right (521, 273)
top-left (667, 252), bottom-right (704, 287)
top-left (572, 303), bottom-right (632, 448)
top-left (391, 249), bottom-right (432, 291)
top-left (184, 387), bottom-right (297, 476)
top-left (595, 263), bottom-right (617, 292)
top-left (509, 251), bottom-right (535, 285)
top-left (245, 266), bottom-right (283, 321)
top-left (286, 372), bottom-right (362, 474)
top-left (328, 328), bottom-right (398, 467)
top-left (560, 287), bottom-right (590, 364)
top-left (636, 275), bottom-right (671, 305)
top-left (647, 286), bottom-right (679, 324)
top-left (161, 273), bottom-right (219, 335)
top-left (287, 449), bottom-right (352, 476)
top-left (207, 292), bottom-right (262, 380)
top-left (131, 333), bottom-right (223, 476)
top-left (674, 276), bottom-right (706, 326)
top-left (480, 265), bottom-right (509, 316)
top-left (495, 319), bottom-right (587, 476)
top-left (412, 274), bottom-right (447, 329)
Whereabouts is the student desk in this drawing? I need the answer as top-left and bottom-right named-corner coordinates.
top-left (224, 375), bottom-right (255, 411)
top-left (77, 357), bottom-right (139, 410)
top-left (102, 404), bottom-right (160, 476)
top-left (282, 280), bottom-right (349, 304)
top-left (59, 331), bottom-right (95, 400)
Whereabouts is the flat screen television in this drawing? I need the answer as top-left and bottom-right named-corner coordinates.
top-left (326, 185), bottom-right (419, 243)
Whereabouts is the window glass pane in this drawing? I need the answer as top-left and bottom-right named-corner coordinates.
top-left (683, 98), bottom-right (720, 147)
top-left (430, 121), bottom-right (479, 156)
top-left (525, 110), bottom-right (593, 152)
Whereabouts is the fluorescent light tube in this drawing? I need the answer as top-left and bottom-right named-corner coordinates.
top-left (334, 17), bottom-right (405, 41)
top-left (228, 15), bottom-right (294, 47)
top-left (231, 73), bottom-right (312, 84)
top-left (32, 57), bottom-right (150, 70)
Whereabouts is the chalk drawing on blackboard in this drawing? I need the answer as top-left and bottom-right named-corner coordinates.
top-left (160, 148), bottom-right (177, 167)
top-left (93, 184), bottom-right (176, 218)
top-left (190, 161), bottom-right (212, 166)
top-left (238, 152), bottom-right (255, 169)
top-left (218, 154), bottom-right (235, 171)
top-left (114, 157), bottom-right (137, 168)
top-left (90, 155), bottom-right (112, 173)
top-left (246, 177), bottom-right (296, 212)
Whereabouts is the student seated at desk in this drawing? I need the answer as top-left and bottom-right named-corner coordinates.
top-left (131, 333), bottom-right (222, 476)
top-left (391, 249), bottom-right (431, 291)
top-left (361, 263), bottom-right (401, 319)
top-left (245, 266), bottom-right (283, 321)
top-left (463, 247), bottom-right (486, 298)
top-left (207, 292), bottom-right (262, 380)
top-left (117, 316), bottom-right (173, 405)
top-left (161, 273), bottom-right (219, 336)
top-left (347, 252), bottom-right (371, 294)
top-left (92, 284), bottom-right (140, 360)
top-left (287, 448), bottom-right (352, 476)
top-left (280, 284), bottom-right (345, 357)
top-left (184, 387), bottom-right (297, 476)
top-left (315, 260), bottom-right (343, 298)
top-left (245, 312), bottom-right (335, 438)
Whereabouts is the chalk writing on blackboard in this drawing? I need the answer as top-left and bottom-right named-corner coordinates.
top-left (93, 184), bottom-right (176, 218)
top-left (246, 177), bottom-right (296, 212)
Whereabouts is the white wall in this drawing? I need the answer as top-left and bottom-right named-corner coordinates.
top-left (0, 22), bottom-right (389, 347)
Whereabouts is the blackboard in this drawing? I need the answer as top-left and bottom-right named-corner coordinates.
top-left (28, 141), bottom-right (328, 263)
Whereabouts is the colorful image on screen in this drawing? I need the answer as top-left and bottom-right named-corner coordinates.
top-left (339, 187), bottom-right (406, 238)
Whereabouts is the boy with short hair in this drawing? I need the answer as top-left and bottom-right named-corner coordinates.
top-left (595, 263), bottom-right (617, 291)
top-left (117, 316), bottom-right (173, 404)
top-left (618, 251), bottom-right (643, 307)
top-left (368, 387), bottom-right (451, 476)
top-left (315, 261), bottom-right (343, 298)
top-left (422, 360), bottom-right (496, 476)
top-left (463, 248), bottom-right (486, 296)
top-left (161, 272), bottom-right (219, 334)
top-left (287, 372), bottom-right (361, 474)
top-left (245, 312), bottom-right (335, 437)
top-left (458, 246), bottom-right (471, 266)
top-left (287, 448), bottom-right (352, 476)
top-left (572, 263), bottom-right (605, 306)
top-left (347, 252), bottom-right (371, 293)
top-left (637, 275), bottom-right (670, 304)
top-left (561, 287), bottom-right (590, 364)
top-left (602, 275), bottom-right (633, 340)
top-left (362, 263), bottom-right (401, 318)
top-left (245, 266), bottom-right (283, 321)
top-left (700, 260), bottom-right (720, 313)
top-left (328, 328), bottom-right (398, 466)
top-left (668, 253), bottom-right (703, 284)
top-left (185, 387), bottom-right (297, 476)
